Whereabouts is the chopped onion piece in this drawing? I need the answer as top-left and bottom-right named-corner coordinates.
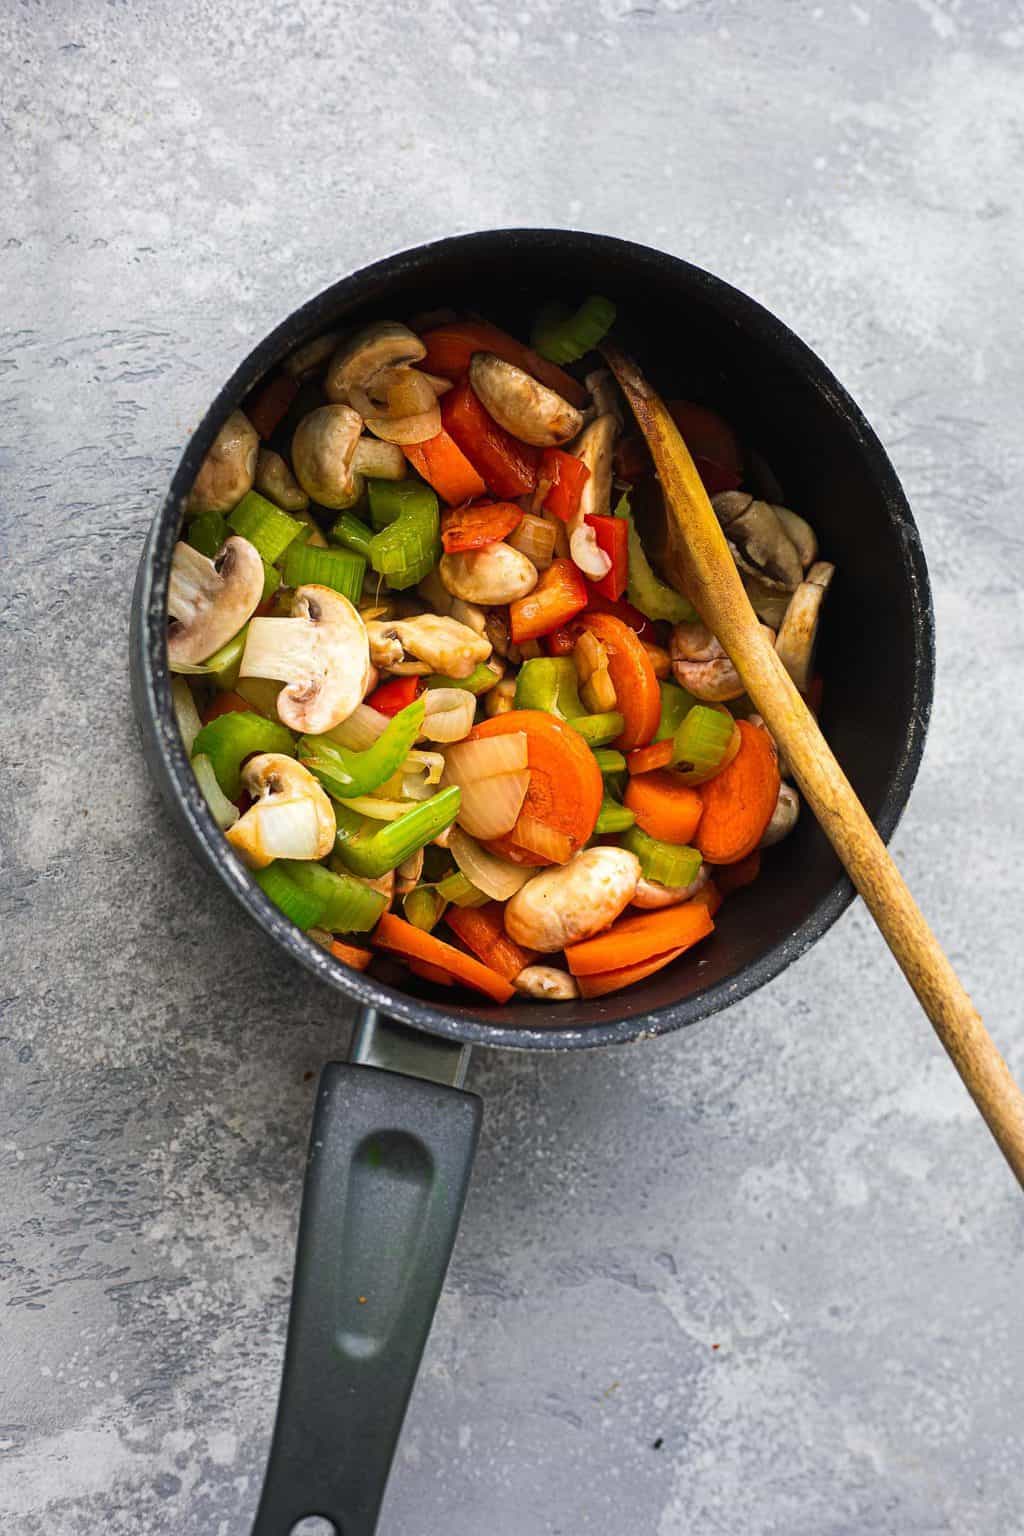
top-left (171, 677), bottom-right (203, 755)
top-left (512, 813), bottom-right (573, 865)
top-left (239, 798), bottom-right (322, 859)
top-left (449, 826), bottom-right (533, 901)
top-left (341, 795), bottom-right (416, 821)
top-left (325, 703), bottom-right (390, 751)
top-left (452, 769), bottom-right (530, 840)
top-left (507, 513), bottom-right (557, 571)
top-left (444, 732), bottom-right (529, 783)
top-left (420, 689), bottom-right (476, 743)
top-left (192, 753), bottom-right (239, 830)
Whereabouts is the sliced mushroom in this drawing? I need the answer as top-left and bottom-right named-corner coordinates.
top-left (773, 505), bottom-right (818, 569)
top-left (186, 410), bottom-right (259, 516)
top-left (468, 352), bottom-right (583, 447)
top-left (632, 865), bottom-right (710, 910)
top-left (167, 537), bottom-right (264, 666)
top-left (712, 491), bottom-right (803, 591)
top-left (568, 414), bottom-right (618, 580)
top-left (775, 561), bottom-right (834, 691)
top-left (291, 405), bottom-right (364, 509)
top-left (513, 966), bottom-right (580, 1001)
top-left (505, 846), bottom-right (641, 953)
top-left (254, 447), bottom-right (310, 512)
top-left (584, 368), bottom-right (623, 427)
top-left (325, 321), bottom-right (426, 405)
top-left (671, 619), bottom-right (775, 703)
top-left (738, 563), bottom-right (794, 630)
top-left (239, 583), bottom-right (371, 734)
top-left (759, 782), bottom-right (801, 847)
top-left (226, 755), bottom-right (336, 869)
top-left (439, 543), bottom-right (538, 606)
top-left (366, 614), bottom-right (491, 678)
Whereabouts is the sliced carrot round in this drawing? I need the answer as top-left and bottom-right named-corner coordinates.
top-left (696, 720), bottom-right (780, 865)
top-left (581, 612), bottom-right (660, 751)
top-left (624, 771), bottom-right (704, 845)
top-left (470, 710), bottom-right (603, 867)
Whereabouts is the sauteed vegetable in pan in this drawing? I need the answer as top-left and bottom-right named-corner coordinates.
top-left (168, 301), bottom-right (834, 1004)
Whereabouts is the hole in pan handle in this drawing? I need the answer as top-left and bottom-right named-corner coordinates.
top-left (251, 1008), bottom-right (481, 1536)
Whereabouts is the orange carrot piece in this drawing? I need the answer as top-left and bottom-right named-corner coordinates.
top-left (566, 900), bottom-right (714, 976)
top-left (712, 850), bottom-right (761, 897)
top-left (470, 711), bottom-right (603, 867)
top-left (201, 691), bottom-right (255, 725)
top-left (419, 320), bottom-right (589, 407)
top-left (624, 771), bottom-right (704, 845)
top-left (577, 944), bottom-right (688, 999)
top-left (581, 612), bottom-right (661, 751)
top-left (696, 720), bottom-right (780, 865)
top-left (408, 958), bottom-right (456, 987)
top-left (445, 902), bottom-right (538, 981)
top-left (626, 739), bottom-right (674, 775)
top-left (441, 500), bottom-right (523, 553)
top-left (403, 430), bottom-right (487, 506)
top-left (372, 913), bottom-right (514, 1003)
top-left (329, 939), bottom-right (373, 972)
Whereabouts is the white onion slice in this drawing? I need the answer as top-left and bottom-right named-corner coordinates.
top-left (449, 826), bottom-right (533, 901)
top-left (512, 812), bottom-right (573, 865)
top-left (325, 703), bottom-right (390, 750)
top-left (419, 689), bottom-right (476, 743)
top-left (453, 770), bottom-right (530, 840)
top-left (191, 753), bottom-right (239, 830)
top-left (444, 733), bottom-right (528, 783)
top-left (239, 798), bottom-right (321, 859)
top-left (341, 796), bottom-right (412, 821)
top-left (171, 677), bottom-right (203, 755)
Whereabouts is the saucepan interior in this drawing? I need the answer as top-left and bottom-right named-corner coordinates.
top-left (132, 229), bottom-right (934, 1050)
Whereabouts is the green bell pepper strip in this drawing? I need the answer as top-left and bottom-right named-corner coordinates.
top-left (298, 700), bottom-right (426, 800)
top-left (422, 661), bottom-right (503, 695)
top-left (622, 827), bottom-right (702, 889)
top-left (253, 863), bottom-right (327, 930)
top-left (328, 512), bottom-right (375, 560)
top-left (366, 478), bottom-right (440, 590)
top-left (278, 860), bottom-right (386, 932)
top-left (191, 711), bottom-right (296, 798)
top-left (569, 713), bottom-right (625, 748)
top-left (228, 491), bottom-right (304, 564)
top-left (594, 796), bottom-right (636, 835)
top-left (331, 786), bottom-right (462, 878)
top-left (186, 510), bottom-right (228, 558)
top-left (654, 681), bottom-right (698, 742)
top-left (614, 494), bottom-right (697, 623)
top-left (531, 295), bottom-right (617, 365)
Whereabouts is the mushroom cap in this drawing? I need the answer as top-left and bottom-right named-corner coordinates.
top-left (505, 846), bottom-right (641, 952)
top-left (186, 409), bottom-right (259, 516)
top-left (774, 562), bottom-right (834, 691)
top-left (291, 405), bottom-right (364, 508)
top-left (226, 754), bottom-right (336, 869)
top-left (254, 446), bottom-right (310, 512)
top-left (759, 782), bottom-right (801, 847)
top-left (325, 321), bottom-right (426, 404)
top-left (167, 536), bottom-right (264, 666)
top-left (439, 543), bottom-right (539, 606)
top-left (468, 352), bottom-right (583, 447)
top-left (239, 583), bottom-right (371, 735)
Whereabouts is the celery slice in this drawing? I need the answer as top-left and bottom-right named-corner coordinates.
top-left (422, 662), bottom-right (503, 695)
top-left (328, 512), bottom-right (375, 559)
top-left (654, 682), bottom-right (697, 743)
top-left (593, 749), bottom-right (627, 777)
top-left (187, 511), bottom-right (228, 559)
top-left (569, 712), bottom-right (625, 748)
top-left (254, 863), bottom-right (327, 930)
top-left (672, 705), bottom-right (734, 774)
top-left (366, 479), bottom-right (440, 591)
top-left (300, 700), bottom-right (426, 800)
top-left (332, 787), bottom-right (461, 878)
top-left (228, 492), bottom-right (303, 564)
top-left (281, 542), bottom-right (366, 603)
top-left (622, 827), bottom-right (702, 889)
top-left (278, 860), bottom-right (386, 932)
top-left (532, 295), bottom-right (616, 365)
top-left (615, 494), bottom-right (697, 623)
top-left (192, 711), bottom-right (296, 797)
top-left (403, 885), bottom-right (447, 931)
top-left (434, 870), bottom-right (490, 908)
top-left (594, 796), bottom-right (636, 835)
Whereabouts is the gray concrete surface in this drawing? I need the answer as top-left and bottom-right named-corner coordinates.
top-left (3, 2), bottom-right (1023, 1532)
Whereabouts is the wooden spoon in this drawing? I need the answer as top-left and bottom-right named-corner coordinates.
top-left (603, 343), bottom-right (1024, 1188)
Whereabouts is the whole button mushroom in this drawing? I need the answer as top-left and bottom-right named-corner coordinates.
top-left (671, 619), bottom-right (776, 702)
top-left (468, 353), bottom-right (584, 447)
top-left (239, 583), bottom-right (372, 734)
top-left (512, 966), bottom-right (580, 1000)
top-left (505, 846), bottom-right (641, 953)
top-left (167, 536), bottom-right (265, 666)
top-left (186, 409), bottom-right (259, 516)
top-left (439, 542), bottom-right (538, 606)
top-left (254, 447), bottom-right (310, 512)
top-left (759, 782), bottom-right (801, 847)
top-left (226, 755), bottom-right (336, 869)
top-left (291, 405), bottom-right (364, 509)
top-left (324, 321), bottom-right (427, 406)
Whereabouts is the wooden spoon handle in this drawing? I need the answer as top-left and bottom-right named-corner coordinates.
top-left (604, 344), bottom-right (1024, 1186)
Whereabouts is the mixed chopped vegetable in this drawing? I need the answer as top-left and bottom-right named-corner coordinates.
top-left (168, 300), bottom-right (834, 1005)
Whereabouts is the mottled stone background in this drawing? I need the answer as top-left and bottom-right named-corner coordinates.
top-left (2, 2), bottom-right (1023, 1532)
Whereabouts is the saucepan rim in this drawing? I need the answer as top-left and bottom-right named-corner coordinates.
top-left (133, 227), bottom-right (934, 1051)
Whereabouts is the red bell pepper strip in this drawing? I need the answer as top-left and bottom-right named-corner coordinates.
top-left (367, 676), bottom-right (422, 716)
top-left (441, 501), bottom-right (523, 553)
top-left (509, 558), bottom-right (589, 644)
top-left (419, 321), bottom-right (588, 408)
top-left (403, 430), bottom-right (487, 507)
top-left (244, 373), bottom-right (299, 439)
top-left (441, 378), bottom-right (539, 500)
top-left (538, 448), bottom-right (590, 523)
top-left (584, 515), bottom-right (628, 601)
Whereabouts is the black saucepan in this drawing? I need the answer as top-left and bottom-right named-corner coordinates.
top-left (130, 230), bottom-right (934, 1535)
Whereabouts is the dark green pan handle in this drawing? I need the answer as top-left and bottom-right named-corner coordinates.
top-left (251, 1007), bottom-right (481, 1536)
